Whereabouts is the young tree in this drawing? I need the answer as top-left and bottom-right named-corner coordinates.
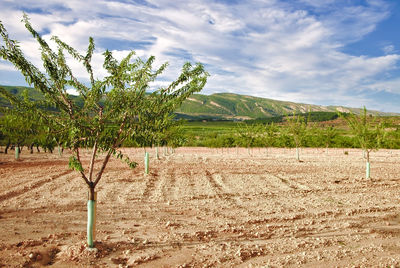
top-left (0, 16), bottom-right (208, 248)
top-left (319, 125), bottom-right (338, 155)
top-left (0, 90), bottom-right (41, 158)
top-left (235, 123), bottom-right (263, 155)
top-left (285, 112), bottom-right (308, 161)
top-left (262, 122), bottom-right (278, 156)
top-left (340, 107), bottom-right (385, 179)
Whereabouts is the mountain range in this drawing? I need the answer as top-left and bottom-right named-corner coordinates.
top-left (1, 85), bottom-right (398, 120)
top-left (176, 92), bottom-right (398, 120)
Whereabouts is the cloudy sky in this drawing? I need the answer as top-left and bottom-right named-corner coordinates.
top-left (1, 0), bottom-right (400, 112)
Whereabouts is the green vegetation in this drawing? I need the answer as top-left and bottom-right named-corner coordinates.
top-left (0, 15), bottom-right (207, 248)
top-left (340, 107), bottom-right (386, 179)
top-left (176, 93), bottom-right (397, 120)
top-left (174, 113), bottom-right (399, 151)
top-left (318, 125), bottom-right (338, 154)
top-left (3, 104), bottom-right (400, 151)
top-left (286, 113), bottom-right (308, 161)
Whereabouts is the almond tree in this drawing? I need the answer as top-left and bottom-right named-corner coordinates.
top-left (235, 123), bottom-right (264, 155)
top-left (262, 122), bottom-right (278, 156)
top-left (0, 112), bottom-right (32, 158)
top-left (0, 15), bottom-right (208, 248)
top-left (285, 113), bottom-right (308, 161)
top-left (319, 125), bottom-right (338, 155)
top-left (340, 107), bottom-right (385, 179)
top-left (0, 90), bottom-right (41, 158)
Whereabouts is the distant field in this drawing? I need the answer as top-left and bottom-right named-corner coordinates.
top-left (181, 121), bottom-right (241, 136)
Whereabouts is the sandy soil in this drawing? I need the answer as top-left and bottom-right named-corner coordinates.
top-left (1, 147), bottom-right (400, 267)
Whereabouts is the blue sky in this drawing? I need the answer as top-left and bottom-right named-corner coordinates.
top-left (1, 0), bottom-right (400, 112)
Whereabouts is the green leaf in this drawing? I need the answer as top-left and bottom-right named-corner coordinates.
top-left (68, 156), bottom-right (84, 172)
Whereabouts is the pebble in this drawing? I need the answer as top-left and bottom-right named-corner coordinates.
top-left (86, 247), bottom-right (99, 253)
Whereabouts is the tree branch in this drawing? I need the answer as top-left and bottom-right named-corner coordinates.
top-left (93, 113), bottom-right (127, 187)
top-left (75, 148), bottom-right (90, 186)
top-left (88, 140), bottom-right (98, 182)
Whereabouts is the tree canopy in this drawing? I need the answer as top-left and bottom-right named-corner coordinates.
top-left (0, 14), bottom-right (209, 194)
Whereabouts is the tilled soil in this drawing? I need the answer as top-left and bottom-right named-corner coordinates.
top-left (1, 147), bottom-right (400, 267)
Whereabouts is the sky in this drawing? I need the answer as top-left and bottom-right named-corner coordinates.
top-left (1, 0), bottom-right (400, 112)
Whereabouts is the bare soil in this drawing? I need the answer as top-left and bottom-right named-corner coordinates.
top-left (1, 147), bottom-right (400, 267)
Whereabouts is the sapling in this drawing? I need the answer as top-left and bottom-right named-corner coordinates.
top-left (235, 123), bottom-right (263, 156)
top-left (285, 112), bottom-right (308, 162)
top-left (340, 107), bottom-right (385, 179)
top-left (0, 15), bottom-right (208, 248)
top-left (319, 125), bottom-right (337, 155)
top-left (263, 123), bottom-right (278, 156)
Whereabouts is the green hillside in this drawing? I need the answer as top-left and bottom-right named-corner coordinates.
top-left (0, 85), bottom-right (45, 107)
top-left (1, 85), bottom-right (397, 120)
top-left (176, 92), bottom-right (397, 120)
top-left (0, 85), bottom-right (83, 109)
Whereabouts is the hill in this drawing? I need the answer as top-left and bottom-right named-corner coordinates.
top-left (176, 92), bottom-right (398, 120)
top-left (0, 85), bottom-right (84, 109)
top-left (1, 85), bottom-right (398, 120)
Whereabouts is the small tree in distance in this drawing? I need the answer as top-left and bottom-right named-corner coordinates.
top-left (0, 90), bottom-right (41, 158)
top-left (319, 125), bottom-right (338, 155)
top-left (339, 107), bottom-right (385, 179)
top-left (235, 123), bottom-right (263, 155)
top-left (262, 122), bottom-right (278, 156)
top-left (285, 112), bottom-right (308, 162)
top-left (0, 15), bottom-right (208, 248)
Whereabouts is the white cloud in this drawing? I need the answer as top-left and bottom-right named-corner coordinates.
top-left (383, 44), bottom-right (395, 54)
top-left (66, 88), bottom-right (79, 95)
top-left (0, 0), bottom-right (399, 112)
top-left (0, 61), bottom-right (17, 71)
top-left (367, 78), bottom-right (400, 95)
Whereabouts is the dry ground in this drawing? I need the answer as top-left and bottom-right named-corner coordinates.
top-left (1, 147), bottom-right (400, 267)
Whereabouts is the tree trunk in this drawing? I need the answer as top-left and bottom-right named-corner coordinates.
top-left (296, 147), bottom-right (300, 161)
top-left (30, 143), bottom-right (34, 154)
top-left (36, 145), bottom-right (40, 153)
top-left (5, 142), bottom-right (10, 154)
top-left (155, 146), bottom-right (159, 160)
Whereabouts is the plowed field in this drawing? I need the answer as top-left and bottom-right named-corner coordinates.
top-left (1, 147), bottom-right (400, 267)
